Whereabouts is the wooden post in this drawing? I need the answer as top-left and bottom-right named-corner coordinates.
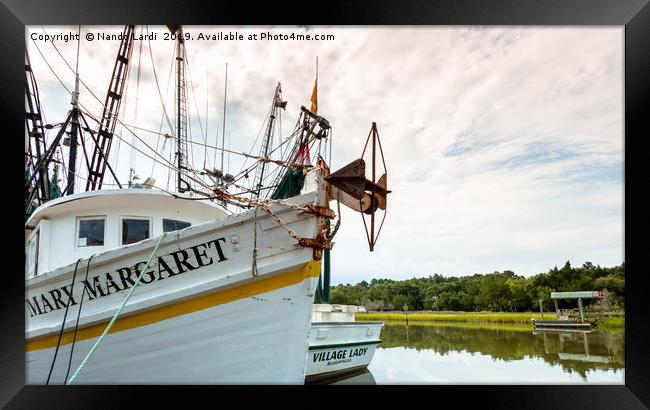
top-left (539, 299), bottom-right (544, 319)
top-left (554, 299), bottom-right (559, 317)
top-left (403, 304), bottom-right (409, 326)
top-left (578, 298), bottom-right (584, 323)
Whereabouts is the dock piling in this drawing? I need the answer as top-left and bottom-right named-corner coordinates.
top-left (578, 298), bottom-right (584, 323)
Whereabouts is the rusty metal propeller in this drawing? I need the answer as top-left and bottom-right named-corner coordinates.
top-left (325, 122), bottom-right (390, 251)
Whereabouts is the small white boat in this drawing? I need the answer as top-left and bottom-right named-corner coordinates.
top-left (305, 304), bottom-right (383, 383)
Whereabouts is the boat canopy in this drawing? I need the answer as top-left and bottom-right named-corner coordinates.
top-left (550, 291), bottom-right (605, 299)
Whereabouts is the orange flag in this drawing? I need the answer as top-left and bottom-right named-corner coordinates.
top-left (310, 79), bottom-right (318, 114)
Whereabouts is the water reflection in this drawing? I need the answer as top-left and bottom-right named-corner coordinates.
top-left (337, 321), bottom-right (624, 384)
top-left (330, 369), bottom-right (377, 385)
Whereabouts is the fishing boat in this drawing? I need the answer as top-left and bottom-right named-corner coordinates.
top-left (306, 304), bottom-right (383, 383)
top-left (25, 25), bottom-right (391, 384)
top-left (25, 176), bottom-right (329, 384)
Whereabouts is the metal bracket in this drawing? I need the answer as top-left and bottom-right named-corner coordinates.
top-left (302, 204), bottom-right (336, 219)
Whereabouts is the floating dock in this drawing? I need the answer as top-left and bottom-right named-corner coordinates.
top-left (533, 290), bottom-right (607, 333)
top-left (531, 319), bottom-right (593, 332)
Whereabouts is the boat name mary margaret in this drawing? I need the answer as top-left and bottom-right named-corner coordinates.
top-left (26, 237), bottom-right (228, 317)
top-left (313, 347), bottom-right (369, 363)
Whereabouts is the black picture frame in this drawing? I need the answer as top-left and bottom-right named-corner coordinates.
top-left (1, 0), bottom-right (648, 408)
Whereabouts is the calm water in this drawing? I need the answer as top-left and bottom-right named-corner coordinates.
top-left (335, 321), bottom-right (624, 384)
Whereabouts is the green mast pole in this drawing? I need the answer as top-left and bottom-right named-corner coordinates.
top-left (323, 248), bottom-right (330, 302)
top-left (315, 276), bottom-right (324, 303)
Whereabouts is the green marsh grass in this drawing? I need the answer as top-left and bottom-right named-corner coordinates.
top-left (599, 317), bottom-right (625, 332)
top-left (357, 312), bottom-right (624, 333)
top-left (356, 311), bottom-right (556, 325)
top-left (376, 318), bottom-right (533, 332)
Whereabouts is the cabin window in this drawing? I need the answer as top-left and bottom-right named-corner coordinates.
top-left (78, 217), bottom-right (105, 247)
top-left (122, 218), bottom-right (151, 245)
top-left (163, 219), bottom-right (191, 232)
top-left (26, 230), bottom-right (39, 277)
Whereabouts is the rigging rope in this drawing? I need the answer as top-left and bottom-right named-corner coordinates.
top-left (30, 28), bottom-right (331, 204)
top-left (146, 26), bottom-right (175, 134)
top-left (150, 36), bottom-right (176, 179)
top-left (237, 104), bottom-right (273, 175)
top-left (37, 28), bottom-right (283, 182)
top-left (66, 233), bottom-right (168, 384)
top-left (64, 254), bottom-right (95, 384)
top-left (79, 109), bottom-right (212, 192)
top-left (45, 258), bottom-right (82, 385)
top-left (203, 71), bottom-right (208, 170)
top-left (130, 27), bottom-right (144, 175)
top-left (184, 47), bottom-right (208, 165)
top-left (33, 31), bottom-right (201, 188)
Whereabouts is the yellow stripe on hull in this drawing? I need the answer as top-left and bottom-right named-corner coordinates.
top-left (26, 260), bottom-right (321, 352)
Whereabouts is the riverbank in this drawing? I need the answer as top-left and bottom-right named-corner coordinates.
top-left (379, 319), bottom-right (534, 332)
top-left (356, 311), bottom-right (550, 324)
top-left (356, 311), bottom-right (626, 328)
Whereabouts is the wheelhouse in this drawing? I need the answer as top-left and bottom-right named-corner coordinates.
top-left (25, 189), bottom-right (227, 278)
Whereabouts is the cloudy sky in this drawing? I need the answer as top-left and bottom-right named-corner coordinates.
top-left (26, 26), bottom-right (624, 284)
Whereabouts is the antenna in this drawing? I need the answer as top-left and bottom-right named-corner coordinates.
top-left (220, 62), bottom-right (228, 206)
top-left (253, 82), bottom-right (286, 198)
top-left (204, 69), bottom-right (208, 170)
top-left (221, 63), bottom-right (228, 183)
top-left (74, 25), bottom-right (80, 75)
top-left (130, 26), bottom-right (143, 179)
top-left (65, 27), bottom-right (82, 195)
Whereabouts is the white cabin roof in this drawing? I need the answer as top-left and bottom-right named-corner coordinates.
top-left (26, 188), bottom-right (229, 229)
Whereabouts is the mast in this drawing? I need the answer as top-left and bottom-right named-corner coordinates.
top-left (169, 25), bottom-right (190, 193)
top-left (313, 56), bottom-right (331, 303)
top-left (64, 26), bottom-right (83, 196)
top-left (221, 63), bottom-right (227, 183)
top-left (253, 82), bottom-right (286, 198)
top-left (26, 27), bottom-right (128, 212)
top-left (269, 59), bottom-right (330, 199)
top-left (85, 25), bottom-right (135, 191)
top-left (65, 75), bottom-right (81, 195)
top-left (25, 49), bottom-right (51, 214)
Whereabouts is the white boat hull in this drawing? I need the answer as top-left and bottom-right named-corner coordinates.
top-left (28, 274), bottom-right (318, 384)
top-left (305, 321), bottom-right (383, 383)
top-left (26, 187), bottom-right (327, 384)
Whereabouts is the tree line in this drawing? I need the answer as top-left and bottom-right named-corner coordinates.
top-left (329, 261), bottom-right (625, 312)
